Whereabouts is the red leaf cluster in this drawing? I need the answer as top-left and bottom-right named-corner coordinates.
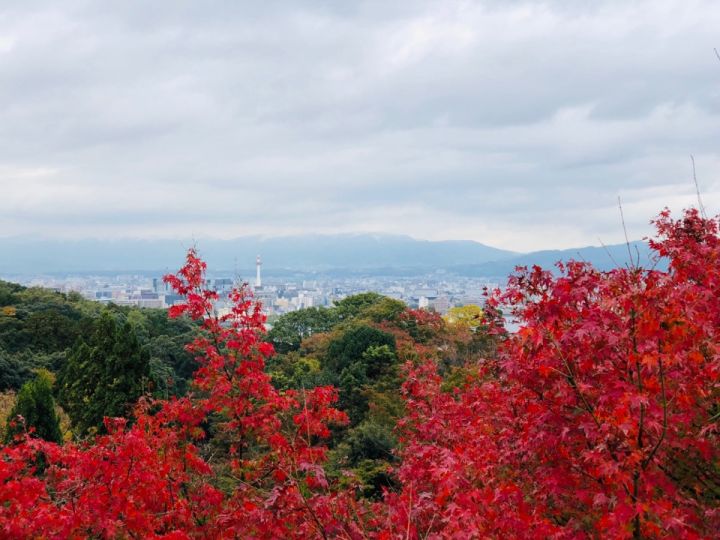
top-left (385, 209), bottom-right (719, 538)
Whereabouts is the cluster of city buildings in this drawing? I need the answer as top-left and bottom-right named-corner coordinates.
top-left (6, 256), bottom-right (501, 316)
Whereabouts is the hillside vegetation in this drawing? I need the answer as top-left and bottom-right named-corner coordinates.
top-left (0, 208), bottom-right (717, 538)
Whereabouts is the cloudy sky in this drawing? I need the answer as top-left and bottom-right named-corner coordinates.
top-left (1, 0), bottom-right (719, 251)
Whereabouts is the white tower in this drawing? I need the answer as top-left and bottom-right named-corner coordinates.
top-left (255, 255), bottom-right (262, 288)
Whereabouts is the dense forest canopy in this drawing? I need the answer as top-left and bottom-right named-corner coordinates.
top-left (0, 281), bottom-right (198, 393)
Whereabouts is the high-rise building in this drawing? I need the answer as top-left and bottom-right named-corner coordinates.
top-left (255, 255), bottom-right (262, 288)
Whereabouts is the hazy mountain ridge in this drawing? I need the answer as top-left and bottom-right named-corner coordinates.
top-left (449, 241), bottom-right (658, 277)
top-left (0, 234), bottom-right (655, 276)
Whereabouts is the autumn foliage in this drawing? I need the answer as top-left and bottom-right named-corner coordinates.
top-left (1, 208), bottom-right (719, 538)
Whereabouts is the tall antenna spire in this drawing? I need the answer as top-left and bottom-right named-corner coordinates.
top-left (255, 255), bottom-right (262, 288)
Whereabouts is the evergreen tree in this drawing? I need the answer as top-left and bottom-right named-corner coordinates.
top-left (57, 312), bottom-right (149, 436)
top-left (5, 369), bottom-right (62, 444)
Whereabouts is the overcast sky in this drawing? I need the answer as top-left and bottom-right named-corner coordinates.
top-left (1, 1), bottom-right (719, 251)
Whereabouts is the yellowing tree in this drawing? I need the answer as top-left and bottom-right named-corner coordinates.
top-left (443, 304), bottom-right (483, 331)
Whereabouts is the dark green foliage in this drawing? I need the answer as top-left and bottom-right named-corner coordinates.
top-left (340, 420), bottom-right (398, 499)
top-left (266, 353), bottom-right (329, 391)
top-left (361, 344), bottom-right (397, 379)
top-left (0, 285), bottom-right (92, 355)
top-left (5, 370), bottom-right (62, 444)
top-left (0, 280), bottom-right (24, 306)
top-left (351, 458), bottom-right (396, 500)
top-left (143, 334), bottom-right (197, 396)
top-left (345, 420), bottom-right (396, 464)
top-left (357, 297), bottom-right (406, 324)
top-left (335, 344), bottom-right (398, 425)
top-left (148, 357), bottom-right (176, 399)
top-left (330, 418), bottom-right (399, 499)
top-left (332, 292), bottom-right (385, 320)
top-left (0, 349), bottom-right (33, 391)
top-left (56, 312), bottom-right (150, 436)
top-left (265, 294), bottom-right (398, 357)
top-left (20, 308), bottom-right (80, 352)
top-left (266, 297), bottom-right (404, 496)
top-left (264, 292), bottom-right (501, 501)
top-left (338, 361), bottom-right (370, 424)
top-left (0, 281), bottom-right (93, 392)
top-left (0, 279), bottom-right (198, 396)
top-left (326, 325), bottom-right (396, 375)
top-left (266, 307), bottom-right (338, 354)
top-left (262, 293), bottom-right (501, 501)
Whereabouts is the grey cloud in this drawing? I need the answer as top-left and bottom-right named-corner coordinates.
top-left (0, 0), bottom-right (719, 251)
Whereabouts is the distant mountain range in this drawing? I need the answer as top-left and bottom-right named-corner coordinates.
top-left (448, 241), bottom-right (656, 277)
top-left (0, 234), bottom-right (657, 278)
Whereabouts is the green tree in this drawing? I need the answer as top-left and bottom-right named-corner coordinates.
top-left (266, 307), bottom-right (339, 354)
top-left (325, 324), bottom-right (396, 375)
top-left (143, 334), bottom-right (198, 395)
top-left (126, 310), bottom-right (150, 343)
top-left (148, 357), bottom-right (175, 399)
top-left (357, 297), bottom-right (406, 324)
top-left (0, 349), bottom-right (33, 391)
top-left (57, 312), bottom-right (149, 436)
top-left (342, 421), bottom-right (397, 498)
top-left (338, 361), bottom-right (370, 424)
top-left (332, 292), bottom-right (385, 321)
top-left (443, 303), bottom-right (500, 367)
top-left (5, 369), bottom-right (62, 444)
top-left (266, 353), bottom-right (326, 391)
top-left (0, 280), bottom-right (24, 306)
top-left (326, 325), bottom-right (397, 426)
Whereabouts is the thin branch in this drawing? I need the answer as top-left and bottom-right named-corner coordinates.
top-left (715, 47), bottom-right (720, 63)
top-left (546, 333), bottom-right (602, 430)
top-left (690, 155), bottom-right (707, 219)
top-left (405, 485), bottom-right (414, 540)
top-left (618, 196), bottom-right (634, 269)
top-left (283, 465), bottom-right (330, 540)
top-left (598, 237), bottom-right (621, 269)
top-left (300, 383), bottom-right (312, 448)
top-left (643, 358), bottom-right (668, 469)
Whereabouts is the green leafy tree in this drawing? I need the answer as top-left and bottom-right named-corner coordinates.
top-left (57, 312), bottom-right (149, 436)
top-left (338, 361), bottom-right (370, 424)
top-left (332, 292), bottom-right (385, 321)
top-left (143, 334), bottom-right (198, 395)
top-left (326, 326), bottom-right (398, 427)
top-left (266, 307), bottom-right (339, 354)
top-left (356, 297), bottom-right (406, 324)
top-left (0, 280), bottom-right (24, 306)
top-left (325, 324), bottom-right (396, 375)
top-left (0, 349), bottom-right (33, 391)
top-left (443, 303), bottom-right (501, 367)
top-left (5, 369), bottom-right (62, 444)
top-left (361, 344), bottom-right (397, 379)
top-left (343, 421), bottom-right (397, 498)
top-left (266, 353), bottom-right (327, 391)
top-left (148, 357), bottom-right (175, 399)
top-left (126, 310), bottom-right (150, 343)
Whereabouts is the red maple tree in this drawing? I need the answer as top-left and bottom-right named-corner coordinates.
top-left (385, 208), bottom-right (719, 538)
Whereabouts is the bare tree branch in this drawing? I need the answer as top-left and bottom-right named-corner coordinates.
top-left (618, 196), bottom-right (634, 268)
top-left (690, 155), bottom-right (707, 218)
top-left (598, 237), bottom-right (621, 268)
